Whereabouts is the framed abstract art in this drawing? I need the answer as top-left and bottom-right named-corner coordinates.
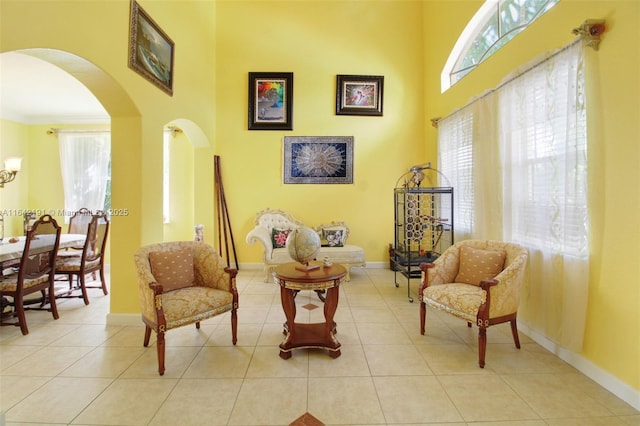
top-left (336, 74), bottom-right (384, 116)
top-left (248, 72), bottom-right (293, 130)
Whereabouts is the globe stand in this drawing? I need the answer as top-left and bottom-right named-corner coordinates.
top-left (294, 260), bottom-right (321, 272)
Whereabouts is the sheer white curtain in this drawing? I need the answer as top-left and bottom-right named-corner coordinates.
top-left (499, 41), bottom-right (588, 351)
top-left (439, 95), bottom-right (502, 242)
top-left (58, 131), bottom-right (111, 216)
top-left (438, 41), bottom-right (589, 351)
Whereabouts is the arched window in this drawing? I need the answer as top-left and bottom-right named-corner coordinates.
top-left (441, 0), bottom-right (559, 92)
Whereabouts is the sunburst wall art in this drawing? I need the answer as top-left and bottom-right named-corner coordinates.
top-left (283, 136), bottom-right (354, 184)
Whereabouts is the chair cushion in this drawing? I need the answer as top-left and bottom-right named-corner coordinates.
top-left (0, 275), bottom-right (49, 292)
top-left (423, 283), bottom-right (487, 322)
top-left (271, 228), bottom-right (292, 248)
top-left (162, 286), bottom-right (234, 329)
top-left (454, 245), bottom-right (506, 286)
top-left (56, 256), bottom-right (100, 272)
top-left (149, 248), bottom-right (195, 292)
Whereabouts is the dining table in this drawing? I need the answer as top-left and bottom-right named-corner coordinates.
top-left (0, 233), bottom-right (86, 264)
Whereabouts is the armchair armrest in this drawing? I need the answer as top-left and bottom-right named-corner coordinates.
top-left (133, 256), bottom-right (162, 323)
top-left (246, 226), bottom-right (274, 260)
top-left (421, 246), bottom-right (461, 287)
top-left (193, 243), bottom-right (239, 293)
top-left (486, 250), bottom-right (528, 318)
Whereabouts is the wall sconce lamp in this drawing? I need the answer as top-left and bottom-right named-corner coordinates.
top-left (572, 19), bottom-right (606, 50)
top-left (0, 157), bottom-right (23, 188)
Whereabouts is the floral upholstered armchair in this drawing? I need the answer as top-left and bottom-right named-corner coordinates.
top-left (419, 240), bottom-right (528, 368)
top-left (134, 241), bottom-right (239, 375)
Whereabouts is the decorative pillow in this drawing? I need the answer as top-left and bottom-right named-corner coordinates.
top-left (454, 245), bottom-right (506, 286)
top-left (149, 248), bottom-right (195, 292)
top-left (322, 229), bottom-right (344, 247)
top-left (271, 228), bottom-right (291, 248)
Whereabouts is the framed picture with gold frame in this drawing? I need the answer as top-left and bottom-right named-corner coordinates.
top-left (128, 0), bottom-right (175, 96)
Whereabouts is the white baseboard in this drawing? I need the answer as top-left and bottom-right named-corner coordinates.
top-left (518, 322), bottom-right (640, 411)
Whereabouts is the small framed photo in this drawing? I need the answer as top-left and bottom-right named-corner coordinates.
top-left (336, 75), bottom-right (384, 116)
top-left (128, 0), bottom-right (174, 96)
top-left (248, 72), bottom-right (293, 130)
top-left (283, 136), bottom-right (353, 184)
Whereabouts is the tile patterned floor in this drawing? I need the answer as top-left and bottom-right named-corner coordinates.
top-left (1, 267), bottom-right (639, 425)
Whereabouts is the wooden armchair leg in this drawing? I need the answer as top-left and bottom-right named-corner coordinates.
top-left (143, 325), bottom-right (152, 347)
top-left (156, 330), bottom-right (166, 376)
top-left (478, 326), bottom-right (487, 368)
top-left (231, 308), bottom-right (238, 345)
top-left (419, 302), bottom-right (426, 335)
top-left (510, 318), bottom-right (521, 349)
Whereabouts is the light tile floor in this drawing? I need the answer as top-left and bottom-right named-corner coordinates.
top-left (1, 267), bottom-right (639, 425)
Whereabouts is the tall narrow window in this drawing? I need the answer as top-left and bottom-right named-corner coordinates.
top-left (58, 131), bottom-right (111, 216)
top-left (441, 0), bottom-right (559, 92)
top-left (163, 129), bottom-right (171, 224)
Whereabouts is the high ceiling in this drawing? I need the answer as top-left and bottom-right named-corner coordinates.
top-left (0, 51), bottom-right (110, 125)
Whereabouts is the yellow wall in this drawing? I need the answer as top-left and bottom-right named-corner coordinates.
top-left (0, 0), bottom-right (638, 401)
top-left (216, 1), bottom-right (427, 265)
top-left (0, 119), bottom-right (28, 233)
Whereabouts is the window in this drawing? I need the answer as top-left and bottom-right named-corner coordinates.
top-left (163, 129), bottom-right (170, 224)
top-left (441, 0), bottom-right (559, 92)
top-left (438, 41), bottom-right (589, 350)
top-left (438, 109), bottom-right (474, 239)
top-left (58, 131), bottom-right (111, 217)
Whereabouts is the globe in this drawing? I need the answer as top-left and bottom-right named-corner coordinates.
top-left (286, 226), bottom-right (321, 266)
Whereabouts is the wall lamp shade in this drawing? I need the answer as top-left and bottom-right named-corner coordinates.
top-left (0, 157), bottom-right (22, 188)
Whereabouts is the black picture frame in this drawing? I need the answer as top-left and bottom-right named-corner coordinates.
top-left (248, 72), bottom-right (293, 130)
top-left (128, 0), bottom-right (175, 96)
top-left (336, 74), bottom-right (384, 116)
top-left (283, 136), bottom-right (353, 184)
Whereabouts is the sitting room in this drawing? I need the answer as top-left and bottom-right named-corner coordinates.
top-left (0, 0), bottom-right (638, 424)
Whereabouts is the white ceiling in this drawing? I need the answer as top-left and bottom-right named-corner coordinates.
top-left (0, 51), bottom-right (110, 125)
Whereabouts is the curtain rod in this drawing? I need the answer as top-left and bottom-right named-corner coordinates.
top-left (432, 37), bottom-right (583, 128)
top-left (46, 128), bottom-right (110, 135)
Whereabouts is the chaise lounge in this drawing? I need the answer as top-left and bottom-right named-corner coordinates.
top-left (245, 208), bottom-right (366, 282)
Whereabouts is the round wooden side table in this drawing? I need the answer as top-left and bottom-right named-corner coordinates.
top-left (273, 261), bottom-right (347, 359)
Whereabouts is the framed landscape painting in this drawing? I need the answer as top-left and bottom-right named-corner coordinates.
top-left (248, 72), bottom-right (293, 130)
top-left (283, 136), bottom-right (353, 184)
top-left (336, 74), bottom-right (384, 116)
top-left (128, 0), bottom-right (174, 95)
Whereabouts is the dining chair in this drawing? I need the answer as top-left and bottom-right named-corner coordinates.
top-left (60, 207), bottom-right (93, 255)
top-left (55, 211), bottom-right (109, 304)
top-left (0, 214), bottom-right (62, 335)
